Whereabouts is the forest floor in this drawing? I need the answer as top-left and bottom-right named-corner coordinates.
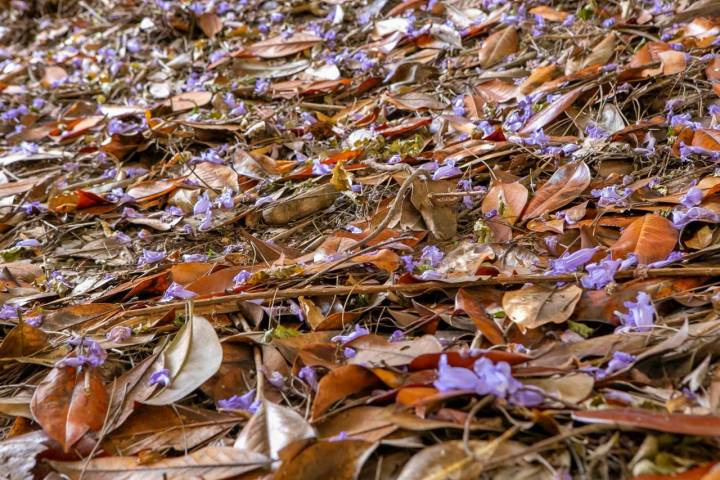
top-left (2, 0), bottom-right (720, 478)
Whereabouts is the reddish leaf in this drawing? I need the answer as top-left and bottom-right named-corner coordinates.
top-left (573, 409), bottom-right (720, 437)
top-left (249, 32), bottom-right (323, 59)
top-left (311, 365), bottom-right (380, 420)
top-left (30, 367), bottom-right (109, 452)
top-left (477, 26), bottom-right (518, 68)
top-left (610, 214), bottom-right (678, 264)
top-left (521, 161), bottom-right (591, 220)
top-left (519, 86), bottom-right (584, 134)
top-left (454, 288), bottom-right (504, 345)
top-left (197, 12), bottom-right (222, 38)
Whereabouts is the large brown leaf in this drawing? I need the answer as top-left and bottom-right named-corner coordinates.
top-left (30, 366), bottom-right (109, 451)
top-left (573, 409), bottom-right (720, 436)
top-left (49, 446), bottom-right (269, 479)
top-left (0, 320), bottom-right (47, 358)
top-left (311, 365), bottom-right (380, 420)
top-left (478, 27), bottom-right (518, 68)
top-left (275, 440), bottom-right (376, 480)
top-left (234, 400), bottom-right (316, 461)
top-left (519, 86), bottom-right (584, 134)
top-left (521, 161), bottom-right (591, 220)
top-left (197, 12), bottom-right (222, 38)
top-left (481, 180), bottom-right (528, 242)
top-left (610, 214), bottom-right (678, 264)
top-left (503, 284), bottom-right (582, 331)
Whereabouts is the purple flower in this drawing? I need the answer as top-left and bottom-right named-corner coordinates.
top-left (601, 18), bottom-right (616, 28)
top-left (401, 255), bottom-right (415, 273)
top-left (25, 315), bottom-right (43, 327)
top-left (31, 98), bottom-right (45, 110)
top-left (590, 185), bottom-right (633, 207)
top-left (615, 292), bottom-right (655, 333)
top-left (215, 189), bottom-right (234, 209)
top-left (270, 12), bottom-right (284, 22)
top-left (106, 326), bottom-right (133, 342)
top-left (0, 305), bottom-right (18, 320)
top-left (473, 357), bottom-right (515, 397)
top-left (166, 206), bottom-right (185, 217)
top-left (183, 253), bottom-right (208, 262)
top-left (138, 249), bottom-right (166, 265)
top-left (268, 371), bottom-right (286, 389)
top-left (672, 206), bottom-right (720, 228)
top-left (329, 431), bottom-right (349, 442)
top-left (112, 231), bottom-right (132, 245)
top-left (312, 159), bottom-right (332, 176)
top-left (233, 270), bottom-right (252, 285)
top-left (606, 351), bottom-right (635, 374)
top-left (421, 245), bottom-right (444, 268)
top-left (122, 207), bottom-right (143, 218)
top-left (199, 211), bottom-right (213, 231)
top-left (389, 330), bottom-right (405, 342)
top-left (58, 337), bottom-right (107, 369)
top-left (452, 96), bottom-right (466, 116)
top-left (193, 192), bottom-right (212, 215)
top-left (15, 239), bottom-right (41, 248)
top-left (254, 78), bottom-right (270, 95)
top-left (709, 104), bottom-right (720, 116)
top-left (681, 187), bottom-right (703, 208)
top-left (581, 257), bottom-right (621, 289)
top-left (343, 347), bottom-right (356, 358)
top-left (299, 366), bottom-right (318, 391)
top-left (21, 201), bottom-right (46, 215)
top-left (432, 160), bottom-right (462, 180)
top-left (647, 251), bottom-right (684, 268)
top-left (585, 123), bottom-right (609, 139)
top-left (548, 247), bottom-right (597, 275)
top-left (434, 354), bottom-right (481, 391)
top-left (331, 324), bottom-right (370, 345)
top-left (601, 63), bottom-right (618, 73)
top-left (149, 368), bottom-right (171, 387)
top-left (127, 38), bottom-right (141, 53)
top-left (217, 389), bottom-right (259, 412)
top-left (161, 282), bottom-right (197, 302)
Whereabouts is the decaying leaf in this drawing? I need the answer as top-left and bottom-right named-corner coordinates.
top-left (503, 284), bottom-right (582, 331)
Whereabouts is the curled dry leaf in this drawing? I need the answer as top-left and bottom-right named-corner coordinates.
top-left (143, 315), bottom-right (223, 405)
top-left (347, 334), bottom-right (443, 367)
top-left (30, 366), bottom-right (109, 452)
top-left (519, 86), bottom-right (584, 134)
top-left (197, 13), bottom-right (222, 38)
top-left (573, 409), bottom-right (720, 437)
top-left (261, 184), bottom-right (340, 225)
top-left (249, 32), bottom-right (323, 59)
top-left (521, 161), bottom-right (591, 220)
top-left (454, 288), bottom-right (504, 345)
top-left (384, 92), bottom-right (447, 111)
top-left (0, 320), bottom-right (48, 358)
top-left (234, 400), bottom-right (316, 462)
top-left (503, 284), bottom-right (582, 331)
top-left (610, 214), bottom-right (678, 264)
top-left (481, 180), bottom-right (528, 242)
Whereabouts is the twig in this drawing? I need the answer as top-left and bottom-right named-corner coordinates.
top-left (119, 266), bottom-right (720, 319)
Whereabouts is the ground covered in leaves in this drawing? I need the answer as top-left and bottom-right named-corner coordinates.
top-left (4, 0), bottom-right (720, 478)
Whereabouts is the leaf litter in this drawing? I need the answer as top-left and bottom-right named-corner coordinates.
top-left (3, 0), bottom-right (720, 478)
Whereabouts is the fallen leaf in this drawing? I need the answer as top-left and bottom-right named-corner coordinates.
top-left (522, 161), bottom-right (591, 220)
top-left (478, 27), bottom-right (518, 68)
top-left (311, 365), bottom-right (380, 420)
top-left (275, 440), bottom-right (376, 480)
top-left (30, 366), bottom-right (109, 451)
top-left (573, 409), bottom-right (720, 437)
top-left (503, 284), bottom-right (582, 331)
top-left (197, 13), bottom-right (222, 38)
top-left (610, 214), bottom-right (678, 264)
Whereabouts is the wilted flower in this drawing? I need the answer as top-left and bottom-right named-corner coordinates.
top-left (548, 247), bottom-right (597, 275)
top-left (647, 250), bottom-right (684, 268)
top-left (312, 159), bottom-right (332, 176)
top-left (183, 253), bottom-right (208, 262)
top-left (25, 314), bottom-right (43, 327)
top-left (106, 326), bottom-right (132, 343)
top-left (331, 324), bottom-right (370, 344)
top-left (217, 389), bottom-right (260, 412)
top-left (58, 337), bottom-right (107, 368)
top-left (149, 368), bottom-right (171, 387)
top-left (606, 351), bottom-right (635, 375)
top-left (299, 366), bottom-right (318, 391)
top-left (389, 330), bottom-right (405, 342)
top-left (233, 270), bottom-right (252, 285)
top-left (268, 371), bottom-right (286, 389)
top-left (161, 282), bottom-right (197, 302)
top-left (343, 347), bottom-right (356, 358)
top-left (434, 354), bottom-right (543, 406)
top-left (582, 256), bottom-right (621, 289)
top-left (138, 249), bottom-right (166, 265)
top-left (681, 187), bottom-right (703, 208)
top-left (15, 238), bottom-right (41, 248)
top-left (585, 123), bottom-right (609, 139)
top-left (194, 191), bottom-right (212, 215)
top-left (0, 305), bottom-right (18, 320)
top-left (672, 206), bottom-right (720, 228)
top-left (615, 292), bottom-right (655, 332)
top-left (254, 78), bottom-right (270, 95)
top-left (432, 160), bottom-right (462, 180)
top-left (199, 211), bottom-right (213, 231)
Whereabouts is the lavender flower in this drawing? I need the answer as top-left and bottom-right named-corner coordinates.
top-left (183, 253), bottom-right (208, 262)
top-left (25, 315), bottom-right (43, 328)
top-left (432, 160), bottom-right (462, 180)
top-left (57, 337), bottom-right (107, 369)
top-left (138, 249), bottom-right (166, 265)
top-left (582, 257), bottom-right (621, 289)
top-left (312, 159), bottom-right (332, 176)
top-left (606, 351), bottom-right (635, 375)
top-left (233, 270), bottom-right (252, 285)
top-left (548, 247), bottom-right (597, 275)
top-left (585, 123), bottom-right (609, 139)
top-left (0, 305), bottom-right (18, 320)
top-left (21, 201), bottom-right (46, 215)
top-left (389, 330), bottom-right (405, 342)
top-left (681, 187), bottom-right (703, 208)
top-left (434, 354), bottom-right (480, 391)
top-left (217, 389), bottom-right (259, 413)
top-left (592, 185), bottom-right (633, 208)
top-left (149, 368), bottom-right (171, 387)
top-left (331, 324), bottom-right (370, 345)
top-left (254, 78), bottom-right (270, 95)
top-left (646, 251), bottom-right (684, 268)
top-left (421, 245), bottom-right (444, 268)
top-left (268, 371), bottom-right (286, 389)
top-left (343, 347), bottom-right (357, 358)
top-left (194, 192), bottom-right (212, 215)
top-left (161, 282), bottom-right (197, 302)
top-left (106, 326), bottom-right (132, 343)
top-left (299, 366), bottom-right (318, 391)
top-left (615, 292), bottom-right (655, 332)
top-left (452, 96), bottom-right (466, 116)
top-left (672, 206), bottom-right (720, 228)
top-left (199, 211), bottom-right (213, 231)
top-left (15, 239), bottom-right (41, 248)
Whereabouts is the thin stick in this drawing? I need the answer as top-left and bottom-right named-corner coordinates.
top-left (119, 266), bottom-right (720, 319)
